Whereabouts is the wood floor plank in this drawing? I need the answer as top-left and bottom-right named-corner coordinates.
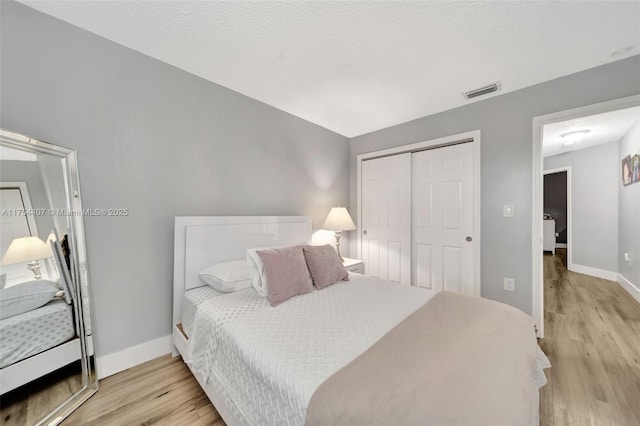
top-left (62, 356), bottom-right (222, 426)
top-left (1, 361), bottom-right (83, 426)
top-left (539, 250), bottom-right (640, 426)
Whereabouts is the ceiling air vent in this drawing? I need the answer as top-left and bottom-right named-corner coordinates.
top-left (463, 82), bottom-right (502, 100)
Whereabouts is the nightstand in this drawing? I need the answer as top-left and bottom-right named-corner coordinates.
top-left (342, 258), bottom-right (364, 274)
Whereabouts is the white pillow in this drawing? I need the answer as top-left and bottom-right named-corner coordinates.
top-left (0, 280), bottom-right (59, 319)
top-left (246, 246), bottom-right (277, 296)
top-left (199, 260), bottom-right (252, 293)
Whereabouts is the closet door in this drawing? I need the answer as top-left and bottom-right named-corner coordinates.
top-left (412, 142), bottom-right (475, 295)
top-left (361, 153), bottom-right (411, 284)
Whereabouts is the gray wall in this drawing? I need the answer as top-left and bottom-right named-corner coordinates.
top-left (0, 160), bottom-right (55, 238)
top-left (543, 171), bottom-right (567, 244)
top-left (38, 154), bottom-right (70, 236)
top-left (0, 2), bottom-right (349, 357)
top-left (350, 55), bottom-right (640, 315)
top-left (619, 121), bottom-right (640, 288)
top-left (545, 142), bottom-right (619, 273)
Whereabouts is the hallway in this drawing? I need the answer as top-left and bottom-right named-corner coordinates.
top-left (539, 249), bottom-right (640, 425)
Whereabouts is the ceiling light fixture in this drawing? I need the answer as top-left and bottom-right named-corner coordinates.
top-left (560, 130), bottom-right (590, 146)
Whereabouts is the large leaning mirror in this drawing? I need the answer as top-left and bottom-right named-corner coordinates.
top-left (0, 129), bottom-right (97, 425)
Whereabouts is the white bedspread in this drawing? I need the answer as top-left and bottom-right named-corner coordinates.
top-left (0, 299), bottom-right (75, 368)
top-left (185, 274), bottom-right (434, 426)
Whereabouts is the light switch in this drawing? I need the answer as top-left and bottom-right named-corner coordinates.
top-left (503, 204), bottom-right (514, 218)
top-left (504, 278), bottom-right (515, 291)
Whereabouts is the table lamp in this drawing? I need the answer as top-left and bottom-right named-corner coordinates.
top-left (1, 236), bottom-right (53, 280)
top-left (322, 207), bottom-right (356, 261)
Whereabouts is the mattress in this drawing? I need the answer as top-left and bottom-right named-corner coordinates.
top-left (0, 298), bottom-right (76, 368)
top-left (184, 276), bottom-right (550, 426)
top-left (182, 285), bottom-right (226, 337)
top-left (184, 273), bottom-right (435, 426)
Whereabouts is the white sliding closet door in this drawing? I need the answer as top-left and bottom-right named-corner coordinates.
top-left (361, 153), bottom-right (412, 284)
top-left (412, 142), bottom-right (475, 295)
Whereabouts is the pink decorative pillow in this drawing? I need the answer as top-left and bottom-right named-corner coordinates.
top-left (302, 244), bottom-right (349, 290)
top-left (256, 245), bottom-right (314, 306)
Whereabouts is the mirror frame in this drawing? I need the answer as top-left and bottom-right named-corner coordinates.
top-left (0, 128), bottom-right (98, 425)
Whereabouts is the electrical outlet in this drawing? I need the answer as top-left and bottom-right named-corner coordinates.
top-left (624, 253), bottom-right (632, 267)
top-left (503, 204), bottom-right (514, 218)
top-left (504, 278), bottom-right (515, 292)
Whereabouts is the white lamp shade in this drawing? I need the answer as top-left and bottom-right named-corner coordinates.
top-left (322, 207), bottom-right (356, 231)
top-left (1, 236), bottom-right (53, 265)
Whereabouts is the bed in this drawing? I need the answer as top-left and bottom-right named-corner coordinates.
top-left (0, 238), bottom-right (81, 394)
top-left (172, 216), bottom-right (550, 426)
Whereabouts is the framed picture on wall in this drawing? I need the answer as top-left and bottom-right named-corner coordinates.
top-left (622, 155), bottom-right (632, 185)
top-left (632, 154), bottom-right (639, 183)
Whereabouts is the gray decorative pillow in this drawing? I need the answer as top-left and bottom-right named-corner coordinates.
top-left (256, 245), bottom-right (314, 306)
top-left (247, 243), bottom-right (309, 296)
top-left (0, 280), bottom-right (59, 319)
top-left (302, 244), bottom-right (349, 289)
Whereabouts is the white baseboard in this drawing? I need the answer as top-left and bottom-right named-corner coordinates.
top-left (96, 334), bottom-right (172, 379)
top-left (617, 274), bottom-right (640, 304)
top-left (555, 243), bottom-right (567, 248)
top-left (569, 264), bottom-right (617, 281)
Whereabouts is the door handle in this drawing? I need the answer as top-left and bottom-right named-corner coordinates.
top-left (363, 230), bottom-right (368, 235)
top-left (466, 236), bottom-right (472, 242)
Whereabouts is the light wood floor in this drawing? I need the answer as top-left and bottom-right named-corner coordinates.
top-left (62, 355), bottom-right (223, 426)
top-left (539, 249), bottom-right (640, 425)
top-left (54, 252), bottom-right (639, 425)
top-left (1, 361), bottom-right (82, 426)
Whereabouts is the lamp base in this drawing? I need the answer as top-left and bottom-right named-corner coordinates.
top-left (334, 231), bottom-right (344, 262)
top-left (27, 260), bottom-right (43, 280)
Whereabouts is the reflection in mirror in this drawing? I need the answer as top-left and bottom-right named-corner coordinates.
top-left (0, 129), bottom-right (97, 425)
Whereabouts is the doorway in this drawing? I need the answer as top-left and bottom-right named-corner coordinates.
top-left (532, 94), bottom-right (640, 337)
top-left (543, 167), bottom-right (571, 262)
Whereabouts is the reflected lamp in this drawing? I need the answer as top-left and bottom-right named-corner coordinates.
top-left (1, 236), bottom-right (53, 280)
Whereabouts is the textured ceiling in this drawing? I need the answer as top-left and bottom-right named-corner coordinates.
top-left (17, 1), bottom-right (640, 137)
top-left (543, 106), bottom-right (640, 157)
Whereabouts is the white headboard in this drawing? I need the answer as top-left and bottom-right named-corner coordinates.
top-left (172, 216), bottom-right (312, 327)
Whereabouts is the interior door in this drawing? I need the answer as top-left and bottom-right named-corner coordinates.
top-left (412, 142), bottom-right (475, 295)
top-left (361, 153), bottom-right (411, 284)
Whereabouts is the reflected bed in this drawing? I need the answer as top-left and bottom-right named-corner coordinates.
top-left (0, 298), bottom-right (75, 369)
